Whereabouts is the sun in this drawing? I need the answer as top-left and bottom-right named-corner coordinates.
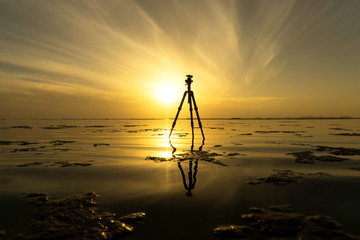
top-left (156, 84), bottom-right (178, 103)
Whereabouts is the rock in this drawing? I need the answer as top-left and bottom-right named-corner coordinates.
top-left (17, 161), bottom-right (92, 168)
top-left (287, 151), bottom-right (349, 163)
top-left (27, 192), bottom-right (144, 240)
top-left (93, 143), bottom-right (110, 147)
top-left (213, 225), bottom-right (254, 238)
top-left (11, 126), bottom-right (33, 129)
top-left (215, 206), bottom-right (360, 239)
top-left (49, 140), bottom-right (75, 146)
top-left (59, 162), bottom-right (92, 167)
top-left (246, 170), bottom-right (331, 186)
top-left (119, 212), bottom-right (146, 223)
top-left (227, 152), bottom-right (240, 156)
top-left (146, 150), bottom-right (226, 166)
top-left (246, 170), bottom-right (304, 185)
top-left (330, 133), bottom-right (360, 136)
top-left (299, 215), bottom-right (360, 240)
top-left (315, 146), bottom-right (360, 156)
top-left (42, 125), bottom-right (78, 129)
top-left (17, 162), bottom-right (44, 167)
top-left (145, 156), bottom-right (171, 162)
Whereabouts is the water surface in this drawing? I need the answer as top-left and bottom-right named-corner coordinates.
top-left (0, 118), bottom-right (360, 239)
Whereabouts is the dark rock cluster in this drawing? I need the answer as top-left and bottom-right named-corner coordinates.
top-left (287, 151), bottom-right (349, 164)
top-left (214, 206), bottom-right (360, 239)
top-left (246, 169), bottom-right (330, 185)
top-left (27, 192), bottom-right (145, 240)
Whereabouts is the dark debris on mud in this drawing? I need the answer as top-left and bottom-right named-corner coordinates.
top-left (93, 143), bottom-right (110, 147)
top-left (127, 128), bottom-right (164, 133)
top-left (49, 140), bottom-right (75, 146)
top-left (0, 141), bottom-right (38, 146)
top-left (287, 151), bottom-right (349, 164)
top-left (330, 133), bottom-right (360, 136)
top-left (246, 169), bottom-right (330, 185)
top-left (17, 161), bottom-right (92, 168)
top-left (42, 125), bottom-right (79, 129)
top-left (11, 126), bottom-right (33, 129)
top-left (213, 206), bottom-right (360, 239)
top-left (26, 192), bottom-right (145, 240)
top-left (146, 150), bottom-right (227, 166)
top-left (315, 146), bottom-right (360, 156)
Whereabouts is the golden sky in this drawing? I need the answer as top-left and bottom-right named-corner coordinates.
top-left (1, 0), bottom-right (360, 118)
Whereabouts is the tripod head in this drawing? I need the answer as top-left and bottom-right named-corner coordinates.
top-left (185, 75), bottom-right (193, 88)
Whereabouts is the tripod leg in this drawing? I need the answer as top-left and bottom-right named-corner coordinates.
top-left (191, 92), bottom-right (205, 144)
top-left (169, 91), bottom-right (188, 139)
top-left (189, 91), bottom-right (195, 151)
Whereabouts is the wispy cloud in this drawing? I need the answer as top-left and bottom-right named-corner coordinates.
top-left (1, 0), bottom-right (360, 117)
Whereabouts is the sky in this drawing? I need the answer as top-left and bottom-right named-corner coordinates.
top-left (1, 0), bottom-right (360, 119)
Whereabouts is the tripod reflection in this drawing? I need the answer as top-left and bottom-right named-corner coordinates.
top-left (169, 140), bottom-right (201, 197)
top-left (178, 159), bottom-right (199, 197)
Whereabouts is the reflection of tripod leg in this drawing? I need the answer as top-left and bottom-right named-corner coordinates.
top-left (191, 92), bottom-right (205, 143)
top-left (169, 91), bottom-right (188, 139)
top-left (178, 161), bottom-right (188, 190)
top-left (187, 160), bottom-right (193, 196)
top-left (192, 159), bottom-right (198, 188)
top-left (189, 91), bottom-right (195, 151)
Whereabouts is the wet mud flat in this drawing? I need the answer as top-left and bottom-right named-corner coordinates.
top-left (1, 118), bottom-right (360, 239)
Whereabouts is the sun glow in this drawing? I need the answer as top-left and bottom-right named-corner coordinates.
top-left (156, 84), bottom-right (178, 103)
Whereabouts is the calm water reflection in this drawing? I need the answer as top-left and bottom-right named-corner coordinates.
top-left (0, 119), bottom-right (360, 239)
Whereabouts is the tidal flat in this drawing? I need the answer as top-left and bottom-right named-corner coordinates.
top-left (0, 118), bottom-right (360, 239)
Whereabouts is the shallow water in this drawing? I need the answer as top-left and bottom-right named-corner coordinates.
top-left (0, 118), bottom-right (360, 239)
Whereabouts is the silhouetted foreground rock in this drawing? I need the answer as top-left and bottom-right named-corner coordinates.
top-left (214, 206), bottom-right (360, 239)
top-left (246, 170), bottom-right (330, 185)
top-left (27, 192), bottom-right (145, 240)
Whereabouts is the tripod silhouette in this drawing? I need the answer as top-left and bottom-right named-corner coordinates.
top-left (169, 75), bottom-right (205, 150)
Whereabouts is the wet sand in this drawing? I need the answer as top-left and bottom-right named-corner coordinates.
top-left (0, 118), bottom-right (360, 239)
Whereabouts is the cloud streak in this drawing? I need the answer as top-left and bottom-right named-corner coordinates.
top-left (1, 0), bottom-right (360, 118)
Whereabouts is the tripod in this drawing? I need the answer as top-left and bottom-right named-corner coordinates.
top-left (169, 75), bottom-right (205, 150)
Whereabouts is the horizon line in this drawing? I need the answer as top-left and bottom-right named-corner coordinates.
top-left (1, 116), bottom-right (359, 121)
